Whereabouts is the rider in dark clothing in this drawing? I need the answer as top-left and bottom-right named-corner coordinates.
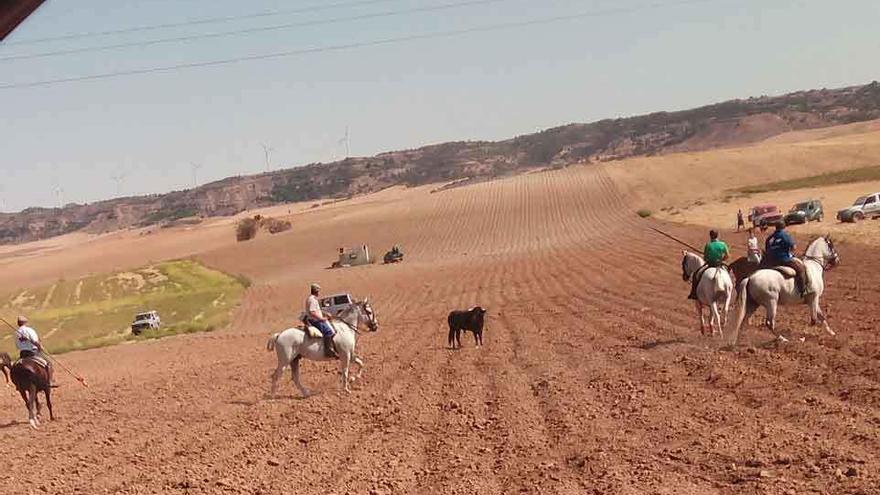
top-left (765, 221), bottom-right (812, 295)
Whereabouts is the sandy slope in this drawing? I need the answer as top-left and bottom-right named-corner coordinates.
top-left (1, 157), bottom-right (878, 494)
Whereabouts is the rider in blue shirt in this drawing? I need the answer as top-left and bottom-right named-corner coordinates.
top-left (765, 221), bottom-right (812, 295)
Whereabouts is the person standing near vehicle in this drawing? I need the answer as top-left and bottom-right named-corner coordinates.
top-left (736, 209), bottom-right (745, 232)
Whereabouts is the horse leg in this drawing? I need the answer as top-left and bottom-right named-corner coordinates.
top-left (709, 302), bottom-right (721, 336)
top-left (290, 357), bottom-right (310, 398)
top-left (351, 356), bottom-right (365, 382)
top-left (26, 386), bottom-right (38, 429)
top-left (694, 301), bottom-right (706, 334)
top-left (816, 303), bottom-right (834, 336)
top-left (766, 299), bottom-right (787, 342)
top-left (339, 354), bottom-right (352, 394)
top-left (44, 388), bottom-right (54, 421)
top-left (35, 393), bottom-right (42, 420)
top-left (269, 362), bottom-right (286, 398)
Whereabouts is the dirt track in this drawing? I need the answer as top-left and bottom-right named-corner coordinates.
top-left (1, 165), bottom-right (879, 494)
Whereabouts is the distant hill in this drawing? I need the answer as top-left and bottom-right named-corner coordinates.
top-left (2, 81), bottom-right (880, 244)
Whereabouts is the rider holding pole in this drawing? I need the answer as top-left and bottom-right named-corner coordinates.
top-left (15, 315), bottom-right (54, 385)
top-left (688, 230), bottom-right (730, 300)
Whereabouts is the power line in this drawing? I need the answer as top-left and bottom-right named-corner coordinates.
top-left (0, 0), bottom-right (721, 90)
top-left (2, 0), bottom-right (402, 46)
top-left (0, 0), bottom-right (510, 62)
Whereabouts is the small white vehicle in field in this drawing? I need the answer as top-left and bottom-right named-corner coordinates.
top-left (131, 311), bottom-right (161, 335)
top-left (320, 294), bottom-right (356, 318)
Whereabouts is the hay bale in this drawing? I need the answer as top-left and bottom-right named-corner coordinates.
top-left (236, 218), bottom-right (258, 241)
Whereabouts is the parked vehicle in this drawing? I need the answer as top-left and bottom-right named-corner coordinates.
top-left (748, 204), bottom-right (783, 231)
top-left (131, 311), bottom-right (161, 335)
top-left (784, 199), bottom-right (824, 225)
top-left (320, 293), bottom-right (356, 318)
top-left (383, 245), bottom-right (404, 264)
top-left (837, 192), bottom-right (880, 222)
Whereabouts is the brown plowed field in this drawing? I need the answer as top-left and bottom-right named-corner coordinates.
top-left (1, 164), bottom-right (879, 494)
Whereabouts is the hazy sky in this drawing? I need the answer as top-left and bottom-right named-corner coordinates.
top-left (1, 0), bottom-right (878, 211)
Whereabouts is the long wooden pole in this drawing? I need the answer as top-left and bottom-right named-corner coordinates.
top-left (647, 226), bottom-right (702, 253)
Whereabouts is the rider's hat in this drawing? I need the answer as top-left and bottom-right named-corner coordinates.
top-left (16, 315), bottom-right (28, 325)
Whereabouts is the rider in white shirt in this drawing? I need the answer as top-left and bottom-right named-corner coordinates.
top-left (15, 315), bottom-right (54, 384)
top-left (304, 284), bottom-right (338, 358)
top-left (747, 228), bottom-right (762, 263)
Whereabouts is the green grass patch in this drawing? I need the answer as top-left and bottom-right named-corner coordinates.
top-left (732, 165), bottom-right (880, 194)
top-left (1, 260), bottom-right (246, 355)
top-left (637, 209), bottom-right (652, 218)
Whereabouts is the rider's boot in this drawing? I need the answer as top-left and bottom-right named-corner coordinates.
top-left (322, 335), bottom-right (338, 359)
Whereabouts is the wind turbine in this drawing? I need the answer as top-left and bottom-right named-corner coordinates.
top-left (261, 143), bottom-right (274, 172)
top-left (53, 186), bottom-right (64, 208)
top-left (338, 126), bottom-right (351, 158)
top-left (190, 162), bottom-right (203, 188)
top-left (111, 170), bottom-right (127, 196)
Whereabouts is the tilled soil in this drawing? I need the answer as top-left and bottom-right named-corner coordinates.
top-left (1, 165), bottom-right (878, 494)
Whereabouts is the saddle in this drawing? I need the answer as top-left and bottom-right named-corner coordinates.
top-left (15, 355), bottom-right (49, 370)
top-left (771, 266), bottom-right (797, 278)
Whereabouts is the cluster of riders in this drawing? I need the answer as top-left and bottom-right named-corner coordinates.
top-left (3, 225), bottom-right (839, 427)
top-left (681, 219), bottom-right (839, 340)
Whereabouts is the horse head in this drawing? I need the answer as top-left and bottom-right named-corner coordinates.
top-left (357, 298), bottom-right (379, 332)
top-left (807, 235), bottom-right (839, 269)
top-left (681, 250), bottom-right (702, 281)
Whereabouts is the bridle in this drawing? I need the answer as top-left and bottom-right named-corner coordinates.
top-left (336, 302), bottom-right (378, 334)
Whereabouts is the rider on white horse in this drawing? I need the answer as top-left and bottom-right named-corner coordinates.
top-left (688, 230), bottom-right (730, 300)
top-left (304, 283), bottom-right (338, 358)
top-left (765, 221), bottom-right (812, 295)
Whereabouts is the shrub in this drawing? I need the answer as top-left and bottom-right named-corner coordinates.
top-left (236, 218), bottom-right (258, 241)
top-left (263, 217), bottom-right (292, 234)
top-left (637, 209), bottom-right (652, 218)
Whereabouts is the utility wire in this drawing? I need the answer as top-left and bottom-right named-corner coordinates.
top-left (0, 0), bottom-right (510, 62)
top-left (1, 0), bottom-right (402, 46)
top-left (0, 0), bottom-right (721, 90)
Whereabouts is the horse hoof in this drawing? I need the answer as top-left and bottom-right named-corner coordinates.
top-left (29, 420), bottom-right (38, 430)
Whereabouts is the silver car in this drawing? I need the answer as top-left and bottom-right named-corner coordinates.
top-left (837, 192), bottom-right (880, 222)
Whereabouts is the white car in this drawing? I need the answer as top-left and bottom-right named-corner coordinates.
top-left (131, 311), bottom-right (161, 335)
top-left (837, 192), bottom-right (880, 222)
top-left (320, 293), bottom-right (356, 318)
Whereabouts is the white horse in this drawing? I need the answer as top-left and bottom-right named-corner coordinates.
top-left (267, 299), bottom-right (378, 397)
top-left (681, 251), bottom-right (734, 336)
top-left (733, 236), bottom-right (839, 343)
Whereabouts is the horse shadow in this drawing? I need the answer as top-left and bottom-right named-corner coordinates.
top-left (0, 419), bottom-right (25, 429)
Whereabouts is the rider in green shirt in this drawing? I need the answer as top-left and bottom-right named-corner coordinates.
top-left (688, 230), bottom-right (730, 299)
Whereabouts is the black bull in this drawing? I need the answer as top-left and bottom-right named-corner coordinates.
top-left (447, 307), bottom-right (487, 349)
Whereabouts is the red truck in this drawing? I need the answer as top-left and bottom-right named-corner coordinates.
top-left (748, 204), bottom-right (783, 231)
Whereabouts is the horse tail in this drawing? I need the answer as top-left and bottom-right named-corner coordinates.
top-left (266, 333), bottom-right (279, 351)
top-left (733, 276), bottom-right (752, 331)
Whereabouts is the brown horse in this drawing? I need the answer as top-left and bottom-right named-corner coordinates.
top-left (0, 352), bottom-right (11, 385)
top-left (10, 358), bottom-right (54, 429)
